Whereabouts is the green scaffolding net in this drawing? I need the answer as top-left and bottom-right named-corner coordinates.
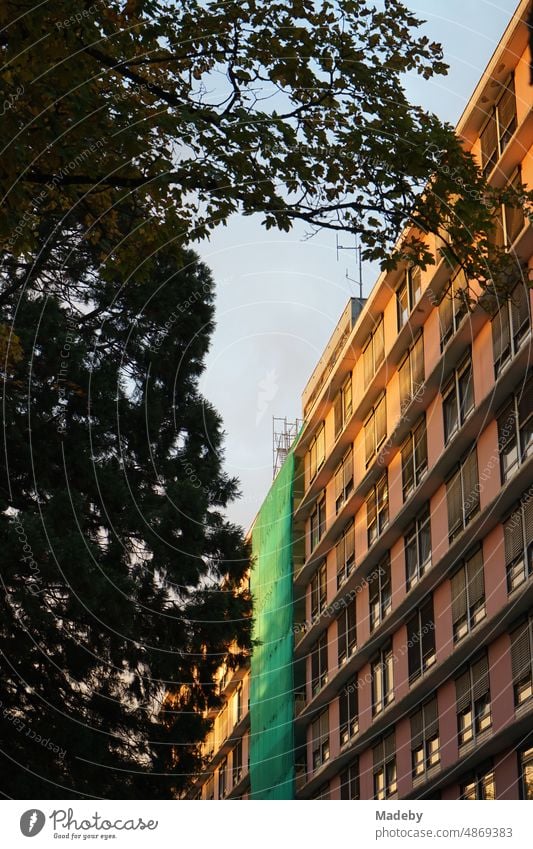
top-left (249, 451), bottom-right (295, 800)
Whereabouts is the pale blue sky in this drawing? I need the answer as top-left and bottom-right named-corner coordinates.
top-left (198, 0), bottom-right (521, 529)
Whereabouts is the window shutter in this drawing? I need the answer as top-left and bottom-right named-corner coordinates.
top-left (365, 414), bottom-right (375, 463)
top-left (384, 732), bottom-right (395, 760)
top-left (511, 622), bottom-right (531, 683)
top-left (399, 355), bottom-right (411, 408)
top-left (424, 697), bottom-right (439, 740)
top-left (345, 522), bottom-right (355, 563)
top-left (339, 688), bottom-right (348, 729)
top-left (367, 489), bottom-right (377, 529)
top-left (518, 375), bottom-right (533, 433)
top-left (336, 537), bottom-right (345, 575)
top-left (338, 607), bottom-right (347, 654)
top-left (412, 335), bottom-right (424, 393)
top-left (363, 338), bottom-right (373, 387)
top-left (410, 708), bottom-right (424, 749)
top-left (335, 464), bottom-right (344, 501)
top-left (373, 740), bottom-right (383, 769)
top-left (414, 418), bottom-right (428, 473)
top-left (497, 77), bottom-right (516, 138)
top-left (462, 449), bottom-right (479, 517)
top-left (374, 319), bottom-right (385, 369)
top-left (455, 669), bottom-right (471, 712)
top-left (466, 549), bottom-right (485, 606)
top-left (504, 506), bottom-right (524, 564)
top-left (375, 396), bottom-right (387, 447)
top-left (451, 567), bottom-right (467, 625)
top-left (492, 305), bottom-right (510, 366)
top-left (511, 282), bottom-right (530, 336)
top-left (402, 439), bottom-right (414, 494)
top-left (472, 655), bottom-right (490, 700)
top-left (334, 393), bottom-right (343, 439)
top-left (447, 469), bottom-right (462, 536)
top-left (320, 708), bottom-right (329, 740)
top-left (523, 495), bottom-right (533, 546)
top-left (343, 447), bottom-right (353, 491)
top-left (421, 598), bottom-right (435, 661)
top-left (347, 603), bottom-right (357, 650)
top-left (407, 616), bottom-right (420, 680)
top-left (480, 113), bottom-right (498, 172)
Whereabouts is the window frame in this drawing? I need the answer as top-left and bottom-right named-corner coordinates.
top-left (367, 471), bottom-right (389, 548)
top-left (401, 415), bottom-right (428, 501)
top-left (311, 709), bottom-right (330, 771)
top-left (442, 353), bottom-right (475, 443)
top-left (405, 504), bottom-right (432, 590)
top-left (407, 596), bottom-right (436, 683)
top-left (364, 392), bottom-right (387, 466)
top-left (369, 555), bottom-right (392, 632)
top-left (311, 632), bottom-right (329, 696)
top-left (371, 642), bottom-right (394, 716)
top-left (363, 317), bottom-right (385, 388)
top-left (310, 561), bottom-right (327, 622)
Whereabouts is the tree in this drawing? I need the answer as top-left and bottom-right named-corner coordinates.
top-left (1, 0), bottom-right (530, 300)
top-left (0, 242), bottom-right (251, 798)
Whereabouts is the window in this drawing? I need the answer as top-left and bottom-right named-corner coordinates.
top-left (480, 73), bottom-right (516, 175)
top-left (311, 633), bottom-right (328, 696)
top-left (336, 521), bottom-right (355, 588)
top-left (372, 642), bottom-right (394, 716)
top-left (232, 739), bottom-right (243, 785)
top-left (218, 758), bottom-right (227, 799)
top-left (363, 317), bottom-right (385, 387)
top-left (411, 697), bottom-right (439, 779)
top-left (334, 374), bottom-right (353, 438)
top-left (511, 615), bottom-right (533, 707)
top-left (442, 354), bottom-right (474, 441)
top-left (398, 333), bottom-right (424, 412)
top-left (492, 280), bottom-right (530, 372)
top-left (205, 775), bottom-right (214, 800)
top-left (310, 492), bottom-right (326, 551)
top-left (364, 393), bottom-right (387, 465)
top-left (461, 767), bottom-right (495, 800)
top-left (313, 782), bottom-right (330, 800)
top-left (373, 732), bottom-right (397, 800)
top-left (334, 446), bottom-right (354, 513)
top-left (450, 547), bottom-right (486, 643)
top-left (498, 374), bottom-right (533, 483)
top-left (340, 759), bottom-right (360, 800)
top-left (308, 422), bottom-right (325, 484)
top-left (456, 654), bottom-right (491, 748)
top-left (439, 269), bottom-right (469, 349)
top-left (337, 600), bottom-right (357, 665)
top-left (235, 685), bottom-right (243, 724)
top-left (504, 494), bottom-right (533, 593)
top-left (407, 597), bottom-right (436, 682)
top-left (339, 678), bottom-right (358, 745)
top-left (492, 168), bottom-right (525, 249)
top-left (520, 746), bottom-right (533, 799)
top-left (311, 709), bottom-right (329, 771)
top-left (311, 562), bottom-right (327, 621)
top-left (401, 416), bottom-right (428, 500)
top-left (405, 505), bottom-right (431, 590)
top-left (397, 267), bottom-right (422, 330)
top-left (369, 556), bottom-right (392, 631)
top-left (367, 472), bottom-right (389, 547)
top-left (446, 447), bottom-right (479, 542)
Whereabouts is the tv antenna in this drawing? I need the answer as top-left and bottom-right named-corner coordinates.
top-left (336, 233), bottom-right (363, 299)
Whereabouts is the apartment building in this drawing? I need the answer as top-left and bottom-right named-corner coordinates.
top-left (189, 0), bottom-right (533, 801)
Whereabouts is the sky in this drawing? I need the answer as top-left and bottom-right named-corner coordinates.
top-left (197, 0), bottom-right (521, 530)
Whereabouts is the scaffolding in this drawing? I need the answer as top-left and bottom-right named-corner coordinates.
top-left (272, 417), bottom-right (301, 479)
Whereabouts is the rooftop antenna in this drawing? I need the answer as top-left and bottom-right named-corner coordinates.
top-left (336, 233), bottom-right (363, 299)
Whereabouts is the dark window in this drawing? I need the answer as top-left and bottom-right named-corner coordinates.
top-left (334, 374), bottom-right (353, 439)
top-left (407, 597), bottom-right (436, 682)
top-left (455, 654), bottom-right (491, 748)
top-left (313, 782), bottom-right (330, 799)
top-left (450, 548), bottom-right (486, 643)
top-left (364, 393), bottom-right (387, 466)
top-left (340, 759), bottom-right (359, 800)
top-left (446, 447), bottom-right (479, 542)
top-left (311, 561), bottom-right (327, 621)
top-left (308, 422), bottom-right (325, 484)
top-left (401, 416), bottom-right (428, 500)
top-left (510, 615), bottom-right (533, 707)
top-left (492, 280), bottom-right (531, 372)
top-left (373, 732), bottom-right (397, 799)
top-left (504, 494), bottom-right (533, 593)
top-left (405, 505), bottom-right (432, 590)
top-left (311, 709), bottom-right (329, 771)
top-left (218, 758), bottom-right (227, 799)
top-left (363, 317), bottom-right (385, 388)
top-left (337, 600), bottom-right (357, 666)
top-left (398, 334), bottom-right (425, 412)
top-left (369, 556), bottom-right (392, 631)
top-left (439, 269), bottom-right (469, 349)
top-left (310, 493), bottom-right (326, 551)
top-left (442, 354), bottom-right (474, 441)
top-left (205, 775), bottom-right (214, 801)
top-left (520, 746), bottom-right (533, 799)
top-left (480, 74), bottom-right (516, 175)
top-left (339, 678), bottom-right (359, 745)
top-left (334, 446), bottom-right (354, 513)
top-left (372, 642), bottom-right (394, 716)
top-left (498, 373), bottom-right (533, 483)
top-left (311, 633), bottom-right (328, 696)
top-left (397, 267), bottom-right (422, 330)
top-left (367, 472), bottom-right (389, 547)
top-left (411, 697), bottom-right (440, 779)
top-left (336, 521), bottom-right (355, 588)
top-left (232, 739), bottom-right (243, 785)
top-left (461, 766), bottom-right (495, 800)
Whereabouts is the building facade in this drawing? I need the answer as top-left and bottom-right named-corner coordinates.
top-left (190, 0), bottom-right (533, 801)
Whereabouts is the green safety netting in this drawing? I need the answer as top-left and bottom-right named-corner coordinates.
top-left (249, 450), bottom-right (296, 799)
